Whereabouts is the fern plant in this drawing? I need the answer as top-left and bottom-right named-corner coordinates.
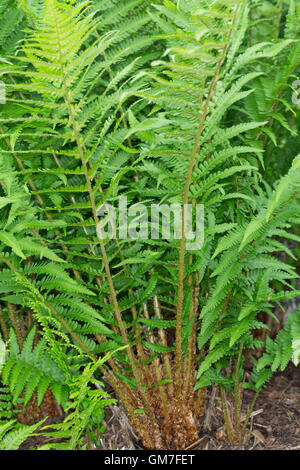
top-left (0, 418), bottom-right (45, 450)
top-left (36, 355), bottom-right (117, 450)
top-left (2, 327), bottom-right (69, 409)
top-left (240, 0), bottom-right (300, 182)
top-left (0, 0), bottom-right (299, 450)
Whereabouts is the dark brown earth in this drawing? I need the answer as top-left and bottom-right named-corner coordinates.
top-left (202, 364), bottom-right (300, 450)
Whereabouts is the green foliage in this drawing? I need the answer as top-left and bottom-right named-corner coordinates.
top-left (0, 385), bottom-right (14, 422)
top-left (0, 418), bottom-right (45, 450)
top-left (2, 327), bottom-right (69, 407)
top-left (252, 308), bottom-right (300, 389)
top-left (36, 355), bottom-right (116, 450)
top-left (0, 1), bottom-right (26, 57)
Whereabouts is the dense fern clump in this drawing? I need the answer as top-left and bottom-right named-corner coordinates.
top-left (0, 0), bottom-right (299, 450)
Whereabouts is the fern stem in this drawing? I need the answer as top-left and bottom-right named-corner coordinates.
top-left (241, 391), bottom-right (259, 443)
top-left (6, 301), bottom-right (23, 350)
top-left (220, 388), bottom-right (234, 444)
top-left (151, 297), bottom-right (173, 395)
top-left (145, 341), bottom-right (168, 415)
top-left (0, 304), bottom-right (9, 341)
top-left (194, 387), bottom-right (206, 417)
top-left (233, 341), bottom-right (244, 444)
top-left (174, 19), bottom-right (236, 399)
top-left (49, 4), bottom-right (162, 441)
top-left (85, 49), bottom-right (147, 359)
top-left (183, 270), bottom-right (199, 400)
top-left (144, 300), bottom-right (169, 411)
top-left (70, 117), bottom-right (152, 413)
